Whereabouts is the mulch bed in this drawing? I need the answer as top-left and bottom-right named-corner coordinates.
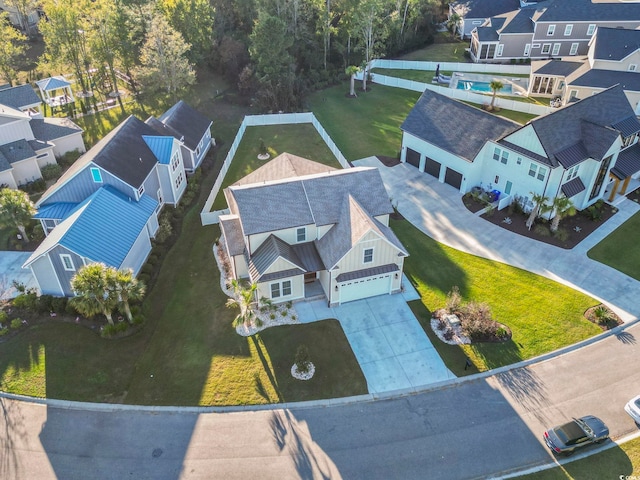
top-left (584, 305), bottom-right (623, 331)
top-left (376, 155), bottom-right (401, 167)
top-left (462, 196), bottom-right (618, 249)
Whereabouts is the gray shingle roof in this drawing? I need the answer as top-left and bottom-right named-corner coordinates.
top-left (157, 101), bottom-right (212, 151)
top-left (525, 85), bottom-right (633, 166)
top-left (0, 85), bottom-right (41, 110)
top-left (0, 152), bottom-right (10, 172)
top-left (476, 26), bottom-right (500, 42)
top-left (538, 0), bottom-right (640, 23)
top-left (569, 69), bottom-right (640, 92)
top-left (499, 8), bottom-right (535, 34)
top-left (29, 117), bottom-right (82, 142)
top-left (593, 28), bottom-right (640, 61)
top-left (401, 89), bottom-right (520, 162)
top-left (227, 166), bottom-right (393, 235)
top-left (219, 215), bottom-right (245, 256)
top-left (233, 152), bottom-right (337, 186)
top-left (452, 0), bottom-right (519, 19)
top-left (561, 177), bottom-right (586, 198)
top-left (0, 139), bottom-right (35, 164)
top-left (612, 144), bottom-right (640, 180)
top-left (582, 121), bottom-right (621, 160)
top-left (533, 60), bottom-right (583, 77)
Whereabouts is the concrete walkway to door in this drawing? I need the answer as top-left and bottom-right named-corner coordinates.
top-left (295, 278), bottom-right (455, 394)
top-left (355, 157), bottom-right (640, 322)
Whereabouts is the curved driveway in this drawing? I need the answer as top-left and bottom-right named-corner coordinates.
top-left (2, 160), bottom-right (640, 480)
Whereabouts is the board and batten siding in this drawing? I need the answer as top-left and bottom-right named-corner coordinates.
top-left (43, 165), bottom-right (132, 204)
top-left (10, 158), bottom-right (41, 185)
top-left (257, 274), bottom-right (304, 302)
top-left (29, 255), bottom-right (64, 296)
top-left (502, 126), bottom-right (547, 157)
top-left (121, 228), bottom-right (152, 276)
top-left (247, 224), bottom-right (318, 255)
top-left (48, 245), bottom-right (86, 296)
top-left (0, 170), bottom-right (17, 189)
top-left (49, 133), bottom-right (86, 157)
top-left (0, 118), bottom-right (34, 145)
top-left (141, 167), bottom-right (161, 202)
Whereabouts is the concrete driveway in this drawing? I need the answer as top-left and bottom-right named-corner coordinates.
top-left (295, 278), bottom-right (455, 394)
top-left (0, 251), bottom-right (37, 299)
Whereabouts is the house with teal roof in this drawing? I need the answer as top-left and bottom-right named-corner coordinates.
top-left (23, 107), bottom-right (195, 296)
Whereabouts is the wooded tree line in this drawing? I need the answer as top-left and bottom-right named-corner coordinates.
top-left (0, 0), bottom-right (447, 110)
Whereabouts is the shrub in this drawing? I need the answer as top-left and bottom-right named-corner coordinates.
top-left (11, 318), bottom-right (22, 329)
top-left (285, 301), bottom-right (293, 309)
top-left (66, 301), bottom-right (78, 315)
top-left (155, 214), bottom-right (173, 244)
top-left (291, 315), bottom-right (297, 321)
top-left (13, 292), bottom-right (38, 311)
top-left (146, 254), bottom-right (159, 266)
top-left (443, 329), bottom-right (454, 341)
top-left (41, 163), bottom-right (62, 181)
top-left (553, 228), bottom-right (569, 242)
top-left (445, 286), bottom-right (462, 313)
top-left (0, 327), bottom-right (8, 336)
top-left (101, 321), bottom-right (129, 338)
top-left (280, 309), bottom-right (288, 317)
top-left (533, 224), bottom-right (550, 237)
top-left (269, 312), bottom-right (276, 320)
top-left (496, 326), bottom-right (508, 338)
top-left (593, 305), bottom-right (612, 326)
top-left (0, 311), bottom-right (7, 323)
top-left (138, 273), bottom-right (151, 285)
top-left (484, 204), bottom-right (496, 217)
top-left (132, 314), bottom-right (145, 325)
top-left (461, 301), bottom-right (496, 341)
top-left (37, 294), bottom-right (54, 314)
top-left (294, 345), bottom-right (311, 373)
top-left (140, 264), bottom-right (154, 276)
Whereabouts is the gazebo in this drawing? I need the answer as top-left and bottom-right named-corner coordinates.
top-left (36, 76), bottom-right (75, 108)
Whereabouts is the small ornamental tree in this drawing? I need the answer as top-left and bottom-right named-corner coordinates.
top-left (0, 188), bottom-right (36, 244)
top-left (114, 269), bottom-right (145, 323)
top-left (550, 196), bottom-right (576, 232)
top-left (294, 344), bottom-right (311, 374)
top-left (525, 193), bottom-right (549, 230)
top-left (70, 263), bottom-right (119, 325)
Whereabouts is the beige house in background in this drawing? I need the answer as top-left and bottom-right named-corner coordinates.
top-left (220, 153), bottom-right (408, 306)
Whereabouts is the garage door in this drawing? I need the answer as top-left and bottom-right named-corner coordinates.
top-left (444, 167), bottom-right (463, 190)
top-left (405, 148), bottom-right (421, 169)
top-left (339, 274), bottom-right (391, 304)
top-left (425, 158), bottom-right (441, 178)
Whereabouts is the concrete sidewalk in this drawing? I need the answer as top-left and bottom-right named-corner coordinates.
top-left (354, 157), bottom-right (640, 322)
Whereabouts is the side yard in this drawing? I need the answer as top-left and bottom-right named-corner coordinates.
top-left (587, 210), bottom-right (640, 281)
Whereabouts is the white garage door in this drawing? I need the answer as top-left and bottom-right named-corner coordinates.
top-left (339, 274), bottom-right (391, 304)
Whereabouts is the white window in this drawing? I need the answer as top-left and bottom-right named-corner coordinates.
top-left (564, 25), bottom-right (573, 36)
top-left (552, 43), bottom-right (561, 56)
top-left (569, 89), bottom-right (579, 99)
top-left (629, 64), bottom-right (637, 72)
top-left (547, 25), bottom-right (555, 36)
top-left (570, 43), bottom-right (579, 55)
top-left (528, 163), bottom-right (547, 181)
top-left (363, 248), bottom-right (374, 264)
top-left (524, 44), bottom-right (531, 57)
top-left (517, 157), bottom-right (522, 165)
top-left (60, 254), bottom-right (75, 271)
top-left (170, 152), bottom-right (179, 172)
top-left (296, 227), bottom-right (306, 242)
top-left (270, 280), bottom-right (292, 298)
top-left (532, 43), bottom-right (541, 48)
top-left (542, 44), bottom-right (551, 54)
top-left (472, 20), bottom-right (482, 25)
top-left (138, 185), bottom-right (145, 197)
top-left (587, 24), bottom-right (596, 36)
top-left (496, 44), bottom-right (504, 57)
top-left (500, 150), bottom-right (509, 164)
top-left (90, 167), bottom-right (102, 183)
top-left (174, 172), bottom-right (184, 189)
top-left (36, 153), bottom-right (49, 159)
top-left (493, 147), bottom-right (501, 161)
top-left (565, 165), bottom-right (579, 181)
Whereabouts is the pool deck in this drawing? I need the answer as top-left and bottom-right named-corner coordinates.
top-left (449, 71), bottom-right (529, 97)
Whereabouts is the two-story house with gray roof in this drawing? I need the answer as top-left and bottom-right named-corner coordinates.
top-left (219, 153), bottom-right (408, 306)
top-left (529, 28), bottom-right (640, 111)
top-left (449, 0), bottom-right (520, 39)
top-left (464, 0), bottom-right (640, 63)
top-left (0, 93), bottom-right (85, 189)
top-left (400, 84), bottom-right (640, 212)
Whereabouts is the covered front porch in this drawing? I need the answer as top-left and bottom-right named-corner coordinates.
top-left (606, 145), bottom-right (640, 205)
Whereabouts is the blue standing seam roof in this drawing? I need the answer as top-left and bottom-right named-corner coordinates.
top-left (34, 202), bottom-right (79, 220)
top-left (59, 186), bottom-right (157, 268)
top-left (142, 135), bottom-right (175, 164)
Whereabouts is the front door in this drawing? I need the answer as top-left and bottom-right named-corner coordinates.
top-left (304, 272), bottom-right (316, 284)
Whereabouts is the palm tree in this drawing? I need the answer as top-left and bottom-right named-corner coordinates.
top-left (345, 65), bottom-right (361, 97)
top-left (525, 193), bottom-right (549, 230)
top-left (489, 81), bottom-right (504, 110)
top-left (550, 196), bottom-right (576, 232)
top-left (114, 269), bottom-right (146, 323)
top-left (226, 280), bottom-right (258, 328)
top-left (446, 13), bottom-right (461, 39)
top-left (0, 188), bottom-right (36, 243)
top-left (70, 263), bottom-right (119, 325)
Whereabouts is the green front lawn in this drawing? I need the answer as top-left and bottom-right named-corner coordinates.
top-left (210, 123), bottom-right (342, 211)
top-left (391, 219), bottom-right (602, 373)
top-left (308, 83), bottom-right (421, 160)
top-left (518, 437), bottom-right (640, 479)
top-left (587, 211), bottom-right (640, 281)
top-left (398, 36), bottom-right (469, 62)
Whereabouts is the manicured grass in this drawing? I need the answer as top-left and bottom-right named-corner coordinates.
top-left (587, 211), bottom-right (640, 281)
top-left (210, 123), bottom-right (342, 210)
top-left (518, 437), bottom-right (640, 479)
top-left (391, 219), bottom-right (602, 372)
top-left (308, 83), bottom-right (421, 160)
top-left (398, 36), bottom-right (469, 62)
top-left (372, 68), bottom-right (530, 83)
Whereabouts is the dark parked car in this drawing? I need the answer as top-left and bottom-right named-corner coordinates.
top-left (543, 415), bottom-right (609, 455)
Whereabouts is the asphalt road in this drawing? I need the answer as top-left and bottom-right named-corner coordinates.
top-left (2, 321), bottom-right (639, 480)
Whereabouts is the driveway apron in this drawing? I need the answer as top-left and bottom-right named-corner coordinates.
top-left (354, 157), bottom-right (640, 322)
top-left (295, 281), bottom-right (455, 394)
top-left (0, 251), bottom-right (37, 299)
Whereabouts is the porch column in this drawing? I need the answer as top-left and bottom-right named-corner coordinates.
top-left (608, 177), bottom-right (620, 202)
top-left (621, 177), bottom-right (632, 195)
top-left (419, 154), bottom-right (426, 172)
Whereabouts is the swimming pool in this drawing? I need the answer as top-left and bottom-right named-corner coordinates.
top-left (456, 80), bottom-right (513, 94)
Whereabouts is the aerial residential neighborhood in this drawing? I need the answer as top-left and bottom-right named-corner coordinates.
top-left (1, 0), bottom-right (640, 478)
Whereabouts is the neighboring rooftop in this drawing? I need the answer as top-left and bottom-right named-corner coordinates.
top-left (451, 0), bottom-right (519, 19)
top-left (30, 117), bottom-right (82, 142)
top-left (156, 100), bottom-right (212, 151)
top-left (592, 27), bottom-right (640, 62)
top-left (0, 84), bottom-right (41, 110)
top-left (533, 60), bottom-right (584, 77)
top-left (537, 0), bottom-right (640, 22)
top-left (233, 152), bottom-right (337, 186)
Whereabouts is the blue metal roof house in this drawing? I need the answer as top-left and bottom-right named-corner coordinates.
top-left (23, 102), bottom-right (208, 296)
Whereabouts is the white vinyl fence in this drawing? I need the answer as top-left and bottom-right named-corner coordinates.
top-left (200, 112), bottom-right (349, 226)
top-left (361, 59), bottom-right (553, 117)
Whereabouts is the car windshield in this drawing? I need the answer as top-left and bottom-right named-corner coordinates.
top-left (556, 421), bottom-right (586, 444)
top-left (635, 399), bottom-right (640, 409)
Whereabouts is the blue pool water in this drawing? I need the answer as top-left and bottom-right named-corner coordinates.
top-left (456, 80), bottom-right (513, 94)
